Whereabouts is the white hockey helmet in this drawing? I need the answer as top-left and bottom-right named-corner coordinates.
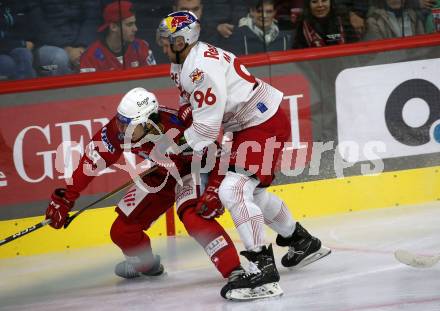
top-left (116, 87), bottom-right (159, 126)
top-left (161, 10), bottom-right (200, 45)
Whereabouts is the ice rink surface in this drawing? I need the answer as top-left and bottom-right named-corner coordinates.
top-left (1, 202), bottom-right (440, 311)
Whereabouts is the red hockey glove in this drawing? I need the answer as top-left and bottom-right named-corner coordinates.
top-left (46, 188), bottom-right (76, 229)
top-left (177, 103), bottom-right (192, 127)
top-left (196, 179), bottom-right (225, 219)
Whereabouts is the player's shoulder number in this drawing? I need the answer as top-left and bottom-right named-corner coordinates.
top-left (195, 46), bottom-right (256, 108)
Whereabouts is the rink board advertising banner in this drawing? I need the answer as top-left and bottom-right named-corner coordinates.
top-left (0, 74), bottom-right (312, 209)
top-left (1, 42), bottom-right (440, 218)
top-left (336, 58), bottom-right (440, 163)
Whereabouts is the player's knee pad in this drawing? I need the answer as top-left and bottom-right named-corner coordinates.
top-left (110, 215), bottom-right (151, 256)
top-left (254, 187), bottom-right (295, 237)
top-left (180, 207), bottom-right (240, 278)
top-left (254, 187), bottom-right (280, 218)
top-left (219, 172), bottom-right (266, 249)
top-left (218, 172), bottom-right (259, 212)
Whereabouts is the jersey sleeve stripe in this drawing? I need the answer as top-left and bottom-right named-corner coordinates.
top-left (192, 122), bottom-right (220, 140)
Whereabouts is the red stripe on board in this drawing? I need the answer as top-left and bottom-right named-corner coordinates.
top-left (1, 34), bottom-right (439, 95)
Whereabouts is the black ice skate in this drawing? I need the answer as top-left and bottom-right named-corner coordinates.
top-left (115, 254), bottom-right (164, 279)
top-left (220, 244), bottom-right (283, 301)
top-left (276, 222), bottom-right (331, 268)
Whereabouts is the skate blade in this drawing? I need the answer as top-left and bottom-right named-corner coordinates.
top-left (120, 271), bottom-right (168, 281)
top-left (143, 271), bottom-right (168, 278)
top-left (142, 268), bottom-right (166, 277)
top-left (289, 246), bottom-right (331, 269)
top-left (225, 282), bottom-right (284, 301)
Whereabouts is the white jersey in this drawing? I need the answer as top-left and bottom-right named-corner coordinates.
top-left (170, 42), bottom-right (283, 151)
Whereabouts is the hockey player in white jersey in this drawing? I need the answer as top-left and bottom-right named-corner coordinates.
top-left (158, 10), bottom-right (331, 300)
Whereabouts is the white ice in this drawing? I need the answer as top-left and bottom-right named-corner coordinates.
top-left (1, 202), bottom-right (440, 311)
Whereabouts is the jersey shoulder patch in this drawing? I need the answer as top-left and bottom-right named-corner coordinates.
top-left (189, 68), bottom-right (205, 85)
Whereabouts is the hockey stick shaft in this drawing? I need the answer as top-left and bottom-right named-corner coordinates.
top-left (0, 219), bottom-right (52, 246)
top-left (0, 166), bottom-right (157, 246)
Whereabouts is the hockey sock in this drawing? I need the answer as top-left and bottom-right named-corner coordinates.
top-left (180, 207), bottom-right (240, 278)
top-left (219, 172), bottom-right (266, 250)
top-left (253, 187), bottom-right (296, 238)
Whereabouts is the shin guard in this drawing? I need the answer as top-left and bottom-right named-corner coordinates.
top-left (180, 207), bottom-right (240, 278)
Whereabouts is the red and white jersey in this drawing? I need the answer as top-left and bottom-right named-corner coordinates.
top-left (80, 38), bottom-right (156, 73)
top-left (170, 41), bottom-right (283, 151)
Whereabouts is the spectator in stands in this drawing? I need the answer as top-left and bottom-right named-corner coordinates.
top-left (336, 0), bottom-right (369, 38)
top-left (173, 0), bottom-right (203, 18)
top-left (105, 0), bottom-right (208, 65)
top-left (365, 0), bottom-right (426, 40)
top-left (407, 0), bottom-right (436, 9)
top-left (146, 0), bottom-right (206, 64)
top-left (390, 0), bottom-right (439, 33)
top-left (220, 0), bottom-right (291, 55)
top-left (423, 0), bottom-right (440, 32)
top-left (0, 1), bottom-right (36, 80)
top-left (200, 0), bottom-right (248, 40)
top-left (172, 0), bottom-right (210, 40)
top-left (79, 1), bottom-right (156, 73)
top-left (128, 1), bottom-right (173, 64)
top-left (274, 0), bottom-right (305, 31)
top-left (151, 0), bottom-right (248, 60)
top-left (292, 0), bottom-right (357, 48)
top-left (28, 0), bottom-right (101, 76)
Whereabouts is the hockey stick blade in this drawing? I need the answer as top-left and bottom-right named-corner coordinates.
top-left (394, 249), bottom-right (440, 268)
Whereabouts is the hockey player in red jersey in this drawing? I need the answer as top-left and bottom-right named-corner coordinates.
top-left (45, 87), bottom-right (240, 280)
top-left (158, 11), bottom-right (331, 300)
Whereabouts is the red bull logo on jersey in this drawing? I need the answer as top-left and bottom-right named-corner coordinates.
top-left (190, 68), bottom-right (204, 84)
top-left (164, 12), bottom-right (196, 34)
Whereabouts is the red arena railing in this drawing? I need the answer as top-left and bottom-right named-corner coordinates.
top-left (0, 33), bottom-right (439, 95)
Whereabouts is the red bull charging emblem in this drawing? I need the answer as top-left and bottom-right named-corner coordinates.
top-left (164, 12), bottom-right (195, 33)
top-left (190, 68), bottom-right (204, 84)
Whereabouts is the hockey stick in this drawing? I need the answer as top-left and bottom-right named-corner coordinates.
top-left (64, 165), bottom-right (157, 228)
top-left (0, 166), bottom-right (157, 247)
top-left (0, 219), bottom-right (52, 247)
top-left (394, 249), bottom-right (440, 268)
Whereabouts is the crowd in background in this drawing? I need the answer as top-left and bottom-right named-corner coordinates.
top-left (1, 0), bottom-right (439, 81)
